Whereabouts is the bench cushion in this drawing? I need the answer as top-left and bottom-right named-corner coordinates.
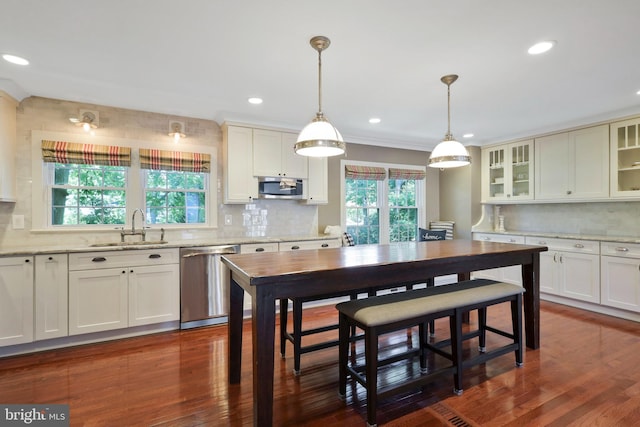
top-left (336, 279), bottom-right (524, 327)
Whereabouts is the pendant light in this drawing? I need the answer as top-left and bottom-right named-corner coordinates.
top-left (294, 36), bottom-right (346, 157)
top-left (428, 74), bottom-right (471, 168)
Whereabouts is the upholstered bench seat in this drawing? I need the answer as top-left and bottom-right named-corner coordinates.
top-left (337, 278), bottom-right (524, 427)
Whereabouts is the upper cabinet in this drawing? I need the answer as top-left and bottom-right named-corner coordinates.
top-left (305, 156), bottom-right (328, 204)
top-left (610, 118), bottom-right (640, 198)
top-left (252, 129), bottom-right (308, 179)
top-left (222, 125), bottom-right (258, 204)
top-left (481, 140), bottom-right (533, 202)
top-left (535, 125), bottom-right (609, 201)
top-left (0, 91), bottom-right (17, 202)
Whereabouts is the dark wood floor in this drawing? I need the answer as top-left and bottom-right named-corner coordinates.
top-left (1, 300), bottom-right (640, 426)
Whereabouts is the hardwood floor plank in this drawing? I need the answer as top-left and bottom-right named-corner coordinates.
top-left (1, 301), bottom-right (640, 426)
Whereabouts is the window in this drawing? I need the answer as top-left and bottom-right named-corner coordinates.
top-left (50, 163), bottom-right (127, 226)
top-left (145, 170), bottom-right (206, 224)
top-left (342, 161), bottom-right (425, 245)
top-left (34, 134), bottom-right (216, 230)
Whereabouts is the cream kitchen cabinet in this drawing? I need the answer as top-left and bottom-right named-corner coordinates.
top-left (525, 237), bottom-right (600, 303)
top-left (278, 238), bottom-right (341, 251)
top-left (482, 140), bottom-right (533, 202)
top-left (305, 156), bottom-right (328, 204)
top-left (535, 125), bottom-right (609, 201)
top-left (252, 129), bottom-right (308, 179)
top-left (610, 118), bottom-right (640, 198)
top-left (68, 248), bottom-right (179, 335)
top-left (240, 242), bottom-right (280, 311)
top-left (600, 241), bottom-right (640, 312)
top-left (0, 91), bottom-right (17, 202)
top-left (223, 124), bottom-right (258, 204)
top-left (471, 233), bottom-right (524, 284)
top-left (0, 256), bottom-right (34, 346)
top-left (35, 254), bottom-right (68, 340)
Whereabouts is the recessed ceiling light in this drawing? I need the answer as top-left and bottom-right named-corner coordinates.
top-left (369, 117), bottom-right (381, 124)
top-left (636, 90), bottom-right (640, 95)
top-left (528, 41), bottom-right (556, 55)
top-left (463, 133), bottom-right (474, 138)
top-left (2, 54), bottom-right (29, 65)
top-left (248, 97), bottom-right (263, 105)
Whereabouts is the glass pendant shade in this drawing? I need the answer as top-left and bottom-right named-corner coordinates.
top-left (428, 137), bottom-right (471, 168)
top-left (295, 113), bottom-right (345, 157)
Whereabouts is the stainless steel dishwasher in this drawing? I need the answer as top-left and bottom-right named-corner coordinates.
top-left (180, 245), bottom-right (240, 329)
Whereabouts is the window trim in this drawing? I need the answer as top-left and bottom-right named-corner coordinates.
top-left (31, 130), bottom-right (217, 232)
top-left (340, 159), bottom-right (426, 245)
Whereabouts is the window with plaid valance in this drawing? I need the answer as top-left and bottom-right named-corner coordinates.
top-left (41, 140), bottom-right (131, 166)
top-left (388, 168), bottom-right (426, 180)
top-left (344, 164), bottom-right (386, 180)
top-left (139, 149), bottom-right (211, 173)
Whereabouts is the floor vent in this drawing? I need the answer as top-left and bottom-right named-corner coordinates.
top-left (429, 402), bottom-right (476, 427)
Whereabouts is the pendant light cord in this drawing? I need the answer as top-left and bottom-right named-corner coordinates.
top-left (317, 48), bottom-right (323, 115)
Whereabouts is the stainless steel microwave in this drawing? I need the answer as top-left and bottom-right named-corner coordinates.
top-left (258, 177), bottom-right (304, 199)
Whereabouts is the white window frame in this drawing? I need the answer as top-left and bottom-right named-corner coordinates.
top-left (31, 130), bottom-right (217, 231)
top-left (340, 159), bottom-right (426, 245)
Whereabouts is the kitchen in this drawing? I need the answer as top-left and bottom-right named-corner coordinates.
top-left (2, 1), bottom-right (640, 426)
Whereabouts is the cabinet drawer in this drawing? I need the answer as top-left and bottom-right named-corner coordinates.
top-left (473, 233), bottom-right (524, 244)
top-left (278, 239), bottom-right (340, 251)
top-left (525, 237), bottom-right (599, 254)
top-left (69, 248), bottom-right (179, 270)
top-left (601, 241), bottom-right (640, 258)
top-left (240, 242), bottom-right (279, 254)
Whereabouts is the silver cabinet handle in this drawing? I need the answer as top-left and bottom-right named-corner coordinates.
top-left (615, 247), bottom-right (629, 252)
top-left (574, 244), bottom-right (584, 249)
top-left (567, 190), bottom-right (572, 195)
top-left (291, 245), bottom-right (300, 250)
top-left (538, 241), bottom-right (547, 245)
top-left (483, 237), bottom-right (491, 241)
top-left (509, 239), bottom-right (516, 243)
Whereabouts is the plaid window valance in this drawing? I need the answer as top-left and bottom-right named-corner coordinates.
top-left (388, 168), bottom-right (426, 180)
top-left (345, 165), bottom-right (386, 180)
top-left (139, 148), bottom-right (211, 173)
top-left (41, 140), bottom-right (131, 166)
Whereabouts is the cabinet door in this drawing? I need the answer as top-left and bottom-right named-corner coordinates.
top-left (129, 264), bottom-right (180, 327)
top-left (570, 125), bottom-right (609, 199)
top-left (610, 118), bottom-right (640, 198)
top-left (601, 255), bottom-right (640, 312)
top-left (559, 252), bottom-right (600, 303)
top-left (305, 156), bottom-right (328, 204)
top-left (508, 141), bottom-right (533, 200)
top-left (35, 254), bottom-right (68, 340)
top-left (69, 268), bottom-right (128, 335)
top-left (0, 256), bottom-right (34, 346)
top-left (281, 132), bottom-right (308, 178)
top-left (252, 129), bottom-right (283, 177)
top-left (224, 125), bottom-right (258, 203)
top-left (483, 146), bottom-right (507, 200)
top-left (471, 233), bottom-right (523, 284)
top-left (539, 251), bottom-right (560, 295)
top-left (535, 132), bottom-right (570, 199)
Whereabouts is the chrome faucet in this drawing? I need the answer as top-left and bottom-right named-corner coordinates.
top-left (120, 208), bottom-right (147, 242)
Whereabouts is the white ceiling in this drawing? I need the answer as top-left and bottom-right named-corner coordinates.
top-left (1, 0), bottom-right (640, 151)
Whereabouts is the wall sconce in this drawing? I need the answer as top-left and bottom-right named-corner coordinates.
top-left (169, 121), bottom-right (186, 143)
top-left (69, 110), bottom-right (99, 133)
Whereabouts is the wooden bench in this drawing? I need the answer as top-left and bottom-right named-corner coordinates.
top-left (336, 279), bottom-right (524, 427)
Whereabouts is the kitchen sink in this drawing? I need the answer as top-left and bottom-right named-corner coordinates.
top-left (89, 240), bottom-right (168, 247)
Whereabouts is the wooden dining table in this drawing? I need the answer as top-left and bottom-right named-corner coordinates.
top-left (221, 239), bottom-right (547, 427)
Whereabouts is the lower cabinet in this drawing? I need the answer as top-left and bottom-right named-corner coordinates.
top-left (68, 249), bottom-right (179, 335)
top-left (601, 242), bottom-right (640, 312)
top-left (472, 233), bottom-right (524, 285)
top-left (525, 237), bottom-right (600, 303)
top-left (0, 256), bottom-right (34, 346)
top-left (35, 254), bottom-right (68, 340)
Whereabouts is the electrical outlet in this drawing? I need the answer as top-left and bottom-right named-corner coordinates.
top-left (224, 214), bottom-right (233, 225)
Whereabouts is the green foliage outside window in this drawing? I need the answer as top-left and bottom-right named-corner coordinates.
top-left (145, 170), bottom-right (206, 224)
top-left (388, 179), bottom-right (418, 242)
top-left (51, 163), bottom-right (126, 225)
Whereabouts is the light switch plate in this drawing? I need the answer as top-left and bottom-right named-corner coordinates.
top-left (224, 214), bottom-right (233, 225)
top-left (12, 214), bottom-right (25, 229)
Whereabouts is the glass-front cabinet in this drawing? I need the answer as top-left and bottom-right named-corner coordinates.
top-left (482, 140), bottom-right (533, 202)
top-left (611, 118), bottom-right (640, 198)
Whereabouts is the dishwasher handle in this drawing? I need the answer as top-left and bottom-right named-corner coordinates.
top-left (181, 245), bottom-right (240, 258)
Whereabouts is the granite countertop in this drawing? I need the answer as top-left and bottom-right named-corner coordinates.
top-left (0, 235), bottom-right (342, 256)
top-left (473, 229), bottom-right (640, 244)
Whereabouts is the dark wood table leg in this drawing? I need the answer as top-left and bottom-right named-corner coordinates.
top-left (521, 254), bottom-right (540, 349)
top-left (253, 288), bottom-right (276, 426)
top-left (457, 273), bottom-right (471, 323)
top-left (228, 276), bottom-right (244, 384)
